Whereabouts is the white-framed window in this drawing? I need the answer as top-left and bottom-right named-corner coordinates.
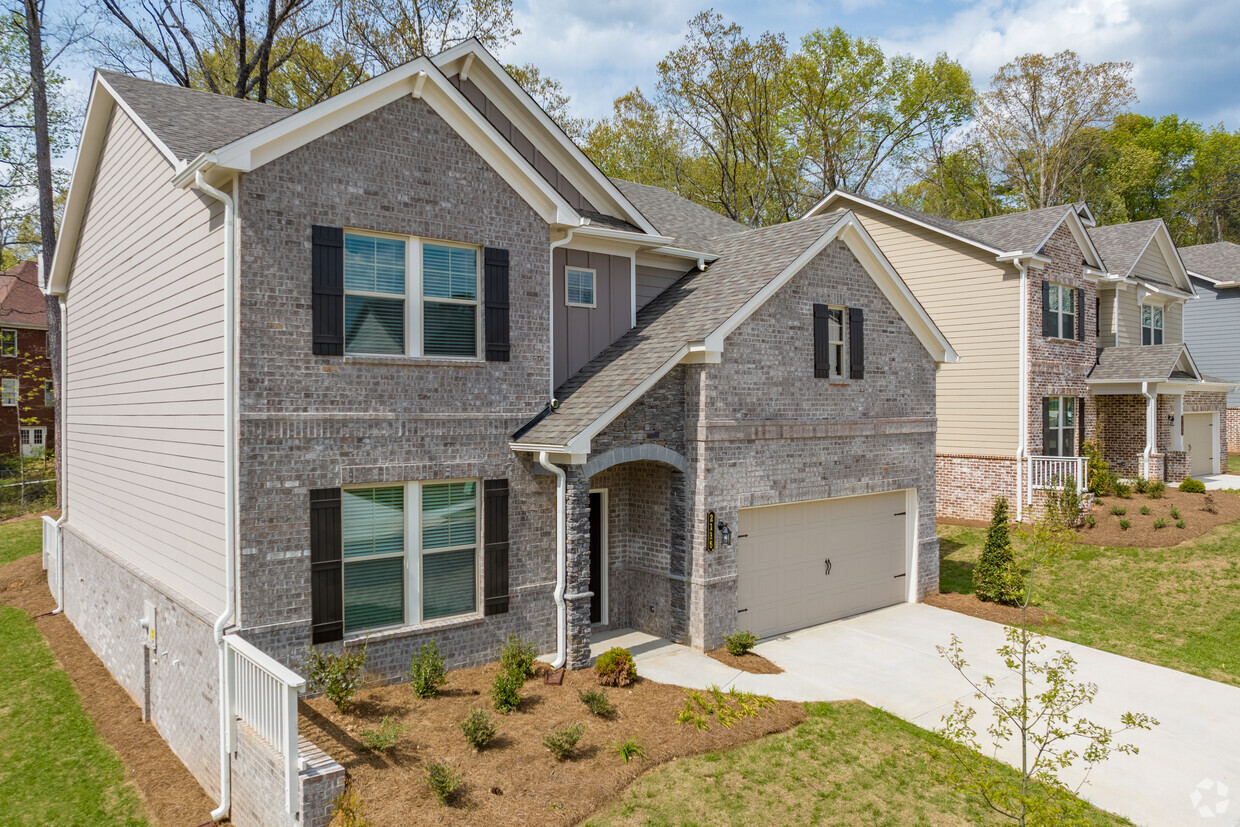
top-left (43, 380), bottom-right (53, 407)
top-left (0, 329), bottom-right (16, 357)
top-left (19, 427), bottom-right (45, 457)
top-left (1046, 283), bottom-right (1076, 339)
top-left (827, 306), bottom-right (846, 379)
top-left (343, 231), bottom-right (480, 358)
top-left (1141, 304), bottom-right (1164, 345)
top-left (1, 378), bottom-right (16, 406)
top-left (1043, 396), bottom-right (1076, 457)
top-left (341, 480), bottom-right (480, 633)
top-left (565, 267), bottom-right (597, 308)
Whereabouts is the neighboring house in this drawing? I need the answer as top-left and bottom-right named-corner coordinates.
top-left (805, 194), bottom-right (1234, 521)
top-left (1179, 241), bottom-right (1240, 456)
top-left (0, 261), bottom-right (54, 458)
top-left (46, 41), bottom-right (955, 825)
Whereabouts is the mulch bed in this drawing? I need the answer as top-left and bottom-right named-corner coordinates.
top-left (299, 662), bottom-right (806, 826)
top-left (706, 647), bottom-right (783, 674)
top-left (0, 554), bottom-right (216, 826)
top-left (1080, 488), bottom-right (1240, 547)
top-left (924, 591), bottom-right (1061, 628)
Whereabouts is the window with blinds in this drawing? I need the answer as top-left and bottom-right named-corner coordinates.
top-left (422, 482), bottom-right (478, 619)
top-left (345, 234), bottom-right (407, 354)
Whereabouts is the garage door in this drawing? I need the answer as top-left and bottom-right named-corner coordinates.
top-left (737, 490), bottom-right (909, 639)
top-left (1184, 413), bottom-right (1216, 477)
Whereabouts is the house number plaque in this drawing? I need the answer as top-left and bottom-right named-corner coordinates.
top-left (706, 510), bottom-right (716, 553)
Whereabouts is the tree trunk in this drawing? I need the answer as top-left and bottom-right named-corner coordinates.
top-left (23, 0), bottom-right (63, 510)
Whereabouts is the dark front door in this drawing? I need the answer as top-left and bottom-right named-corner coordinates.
top-left (589, 492), bottom-right (602, 624)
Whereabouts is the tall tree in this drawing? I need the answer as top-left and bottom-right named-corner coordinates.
top-left (583, 89), bottom-right (685, 192)
top-left (343, 0), bottom-right (517, 74)
top-left (1176, 125), bottom-right (1240, 244)
top-left (506, 62), bottom-right (586, 140)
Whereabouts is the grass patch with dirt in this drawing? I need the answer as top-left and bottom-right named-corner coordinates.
top-left (0, 515), bottom-right (45, 567)
top-left (1229, 453), bottom-right (1239, 475)
top-left (584, 700), bottom-right (1129, 826)
top-left (938, 512), bottom-right (1240, 687)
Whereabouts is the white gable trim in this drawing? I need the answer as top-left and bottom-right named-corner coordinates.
top-left (1033, 209), bottom-right (1104, 269)
top-left (805, 191), bottom-right (1005, 256)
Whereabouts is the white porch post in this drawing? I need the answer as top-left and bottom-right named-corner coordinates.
top-left (1172, 395), bottom-right (1184, 451)
top-left (1143, 388), bottom-right (1158, 479)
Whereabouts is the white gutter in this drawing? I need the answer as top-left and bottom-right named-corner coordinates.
top-left (193, 172), bottom-right (238, 823)
top-left (538, 451), bottom-right (568, 670)
top-left (50, 291), bottom-right (67, 613)
top-left (1141, 381), bottom-right (1156, 480)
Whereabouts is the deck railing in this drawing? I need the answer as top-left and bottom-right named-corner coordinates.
top-left (42, 514), bottom-right (58, 577)
top-left (1028, 455), bottom-right (1088, 495)
top-left (225, 635), bottom-right (305, 812)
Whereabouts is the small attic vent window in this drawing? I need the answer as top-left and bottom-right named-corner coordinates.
top-left (565, 267), bottom-right (596, 308)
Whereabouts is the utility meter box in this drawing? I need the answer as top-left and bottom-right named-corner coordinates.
top-left (141, 600), bottom-right (157, 649)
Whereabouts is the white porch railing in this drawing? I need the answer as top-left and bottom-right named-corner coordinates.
top-left (1028, 455), bottom-right (1088, 497)
top-left (225, 635), bottom-right (306, 813)
top-left (42, 514), bottom-right (58, 574)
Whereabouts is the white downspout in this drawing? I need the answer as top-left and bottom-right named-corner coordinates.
top-left (50, 292), bottom-right (67, 614)
top-left (195, 172), bottom-right (238, 823)
top-left (538, 451), bottom-right (568, 670)
top-left (1142, 381), bottom-right (1156, 480)
top-left (1015, 258), bottom-right (1030, 520)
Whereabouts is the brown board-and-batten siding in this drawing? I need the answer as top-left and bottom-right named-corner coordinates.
top-left (552, 248), bottom-right (633, 389)
top-left (636, 263), bottom-right (689, 311)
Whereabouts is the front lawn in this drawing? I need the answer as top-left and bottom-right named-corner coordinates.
top-left (1229, 453), bottom-right (1239, 475)
top-left (0, 515), bottom-right (44, 567)
top-left (585, 701), bottom-right (1129, 826)
top-left (938, 516), bottom-right (1240, 687)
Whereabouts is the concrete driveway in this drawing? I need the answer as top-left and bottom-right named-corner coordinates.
top-left (1200, 472), bottom-right (1240, 490)
top-left (593, 605), bottom-right (1240, 826)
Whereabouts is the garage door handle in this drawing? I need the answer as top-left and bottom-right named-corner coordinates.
top-left (825, 558), bottom-right (832, 576)
top-left (893, 573), bottom-right (906, 579)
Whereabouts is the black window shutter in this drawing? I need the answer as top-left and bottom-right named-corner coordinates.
top-left (484, 248), bottom-right (510, 362)
top-left (1041, 281), bottom-right (1055, 337)
top-left (1077, 287), bottom-right (1085, 341)
top-left (310, 487), bottom-right (343, 643)
top-left (848, 306), bottom-right (865, 380)
top-left (312, 226), bottom-right (345, 356)
top-left (483, 479), bottom-right (510, 615)
top-left (1095, 297), bottom-right (1100, 338)
top-left (812, 304), bottom-right (831, 379)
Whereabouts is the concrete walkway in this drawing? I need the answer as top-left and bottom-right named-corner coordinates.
top-left (593, 605), bottom-right (1240, 826)
top-left (1199, 472), bottom-right (1240, 490)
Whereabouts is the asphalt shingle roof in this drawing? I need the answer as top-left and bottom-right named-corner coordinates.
top-left (515, 211), bottom-right (849, 446)
top-left (611, 179), bottom-right (746, 254)
top-left (99, 71), bottom-right (293, 161)
top-left (959, 205), bottom-right (1075, 253)
top-left (1087, 220), bottom-right (1163, 279)
top-left (1088, 344), bottom-right (1192, 382)
top-left (0, 261), bottom-right (47, 327)
top-left (1180, 241), bottom-right (1240, 283)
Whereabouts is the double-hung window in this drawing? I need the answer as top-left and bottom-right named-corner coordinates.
top-left (343, 232), bottom-right (480, 358)
top-left (1043, 396), bottom-right (1076, 457)
top-left (341, 481), bottom-right (479, 633)
top-left (1141, 304), bottom-right (1163, 345)
top-left (0, 378), bottom-right (16, 406)
top-left (1046, 283), bottom-right (1076, 339)
top-left (565, 267), bottom-right (596, 308)
top-left (43, 380), bottom-right (53, 407)
top-left (827, 306), bottom-right (846, 378)
top-left (0, 329), bottom-right (16, 357)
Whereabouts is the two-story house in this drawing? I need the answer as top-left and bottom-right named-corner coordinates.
top-left (1179, 241), bottom-right (1240, 457)
top-left (46, 41), bottom-right (955, 825)
top-left (805, 194), bottom-right (1233, 521)
top-left (0, 261), bottom-right (55, 457)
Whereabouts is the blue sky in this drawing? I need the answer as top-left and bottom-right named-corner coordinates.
top-left (500, 0), bottom-right (1240, 129)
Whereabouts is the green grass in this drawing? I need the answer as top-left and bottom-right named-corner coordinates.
top-left (0, 516), bottom-right (45, 567)
top-left (585, 701), bottom-right (1128, 826)
top-left (939, 520), bottom-right (1240, 686)
top-left (1229, 453), bottom-right (1239, 475)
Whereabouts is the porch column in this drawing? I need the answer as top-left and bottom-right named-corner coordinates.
top-left (1144, 390), bottom-right (1158, 480)
top-left (1172, 395), bottom-right (1184, 451)
top-left (563, 465), bottom-right (593, 670)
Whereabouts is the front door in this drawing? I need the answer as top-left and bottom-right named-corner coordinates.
top-left (1184, 414), bottom-right (1215, 476)
top-left (589, 492), bottom-right (603, 624)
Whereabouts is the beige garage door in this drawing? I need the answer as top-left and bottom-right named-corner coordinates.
top-left (737, 490), bottom-right (909, 639)
top-left (1184, 413), bottom-right (1216, 477)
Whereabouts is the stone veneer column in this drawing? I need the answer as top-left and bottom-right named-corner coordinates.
top-left (667, 469), bottom-right (688, 644)
top-left (563, 464), bottom-right (593, 669)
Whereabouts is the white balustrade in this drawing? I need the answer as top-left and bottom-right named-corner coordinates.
top-left (225, 635), bottom-right (305, 812)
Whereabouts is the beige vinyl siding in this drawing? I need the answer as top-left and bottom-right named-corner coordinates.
top-left (635, 263), bottom-right (687, 311)
top-left (65, 105), bottom-right (226, 612)
top-left (849, 204), bottom-right (1021, 457)
top-left (1098, 290), bottom-right (1118, 347)
top-left (1114, 287), bottom-right (1141, 347)
top-left (1131, 243), bottom-right (1176, 287)
top-left (1164, 301), bottom-right (1183, 345)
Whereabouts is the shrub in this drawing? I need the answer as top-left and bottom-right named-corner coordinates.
top-left (1133, 477), bottom-right (1150, 494)
top-left (1084, 515), bottom-right (1096, 528)
top-left (1149, 480), bottom-right (1166, 499)
top-left (409, 639), bottom-right (447, 699)
top-left (331, 783), bottom-right (370, 827)
top-left (1045, 478), bottom-right (1082, 526)
top-left (359, 716), bottom-right (406, 752)
top-left (542, 723), bottom-right (586, 760)
top-left (1082, 440), bottom-right (1112, 496)
top-left (1119, 519), bottom-right (1131, 531)
top-left (1153, 517), bottom-right (1167, 530)
top-left (1139, 505), bottom-right (1151, 515)
top-left (1176, 520), bottom-right (1186, 529)
top-left (611, 738), bottom-right (645, 764)
top-left (491, 669), bottom-right (523, 713)
top-left (578, 688), bottom-right (615, 718)
top-left (498, 634), bottom-right (538, 681)
top-left (723, 630), bottom-right (758, 656)
top-left (425, 762), bottom-right (461, 805)
top-left (305, 645), bottom-right (367, 713)
top-left (1180, 478), bottom-right (1207, 494)
top-left (1114, 481), bottom-right (1132, 499)
top-left (1110, 505), bottom-right (1126, 516)
top-left (595, 647), bottom-right (637, 687)
top-left (1170, 506), bottom-right (1181, 519)
top-left (459, 708), bottom-right (498, 751)
top-left (676, 685), bottom-right (775, 731)
top-left (972, 498), bottom-right (1024, 606)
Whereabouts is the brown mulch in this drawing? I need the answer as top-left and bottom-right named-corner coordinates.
top-left (924, 591), bottom-right (1061, 628)
top-left (706, 647), bottom-right (784, 674)
top-left (0, 554), bottom-right (216, 826)
top-left (1080, 487), bottom-right (1240, 548)
top-left (299, 662), bottom-right (806, 826)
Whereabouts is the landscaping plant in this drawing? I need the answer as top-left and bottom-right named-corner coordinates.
top-left (579, 688), bottom-right (616, 717)
top-left (1139, 505), bottom-right (1150, 515)
top-left (1179, 478), bottom-right (1206, 494)
top-left (611, 738), bottom-right (645, 764)
top-left (1081, 440), bottom-right (1111, 496)
top-left (459, 708), bottom-right (498, 751)
top-left (1119, 519), bottom-right (1131, 530)
top-left (724, 629), bottom-right (758, 656)
top-left (1084, 515), bottom-right (1095, 528)
top-left (331, 782), bottom-right (371, 827)
top-left (498, 633), bottom-right (538, 681)
top-left (543, 723), bottom-right (586, 760)
top-left (1113, 481), bottom-right (1132, 499)
top-left (595, 647), bottom-right (637, 687)
top-left (305, 645), bottom-right (368, 713)
top-left (1176, 520), bottom-right (1186, 529)
top-left (1109, 505), bottom-right (1125, 516)
top-left (1045, 478), bottom-right (1082, 527)
top-left (1133, 477), bottom-right (1150, 495)
top-left (409, 638), bottom-right (447, 699)
top-left (425, 762), bottom-right (462, 805)
top-left (1148, 480), bottom-right (1165, 499)
top-left (359, 716), bottom-right (406, 752)
top-left (1153, 517), bottom-right (1167, 530)
top-left (972, 497), bottom-right (1024, 606)
top-left (1170, 507), bottom-right (1181, 519)
top-left (676, 685), bottom-right (774, 731)
top-left (491, 669), bottom-right (523, 713)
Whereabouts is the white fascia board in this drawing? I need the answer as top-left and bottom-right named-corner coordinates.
top-left (1187, 269), bottom-right (1221, 286)
top-left (1177, 344), bottom-right (1203, 380)
top-left (1154, 224), bottom-right (1197, 296)
top-left (1035, 210), bottom-right (1104, 269)
top-left (806, 190), bottom-right (1006, 257)
top-left (507, 444), bottom-right (586, 464)
top-left (572, 224), bottom-right (675, 248)
top-left (432, 41), bottom-right (663, 239)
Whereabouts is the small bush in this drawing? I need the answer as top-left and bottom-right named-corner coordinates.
top-left (1153, 517), bottom-right (1167, 529)
top-left (425, 762), bottom-right (461, 805)
top-left (578, 688), bottom-right (615, 718)
top-left (1180, 478), bottom-right (1207, 494)
top-left (611, 738), bottom-right (645, 764)
top-left (972, 497), bottom-right (1024, 606)
top-left (1149, 480), bottom-right (1166, 499)
top-left (1084, 514), bottom-right (1096, 528)
top-left (543, 723), bottom-right (586, 760)
top-left (360, 716), bottom-right (406, 752)
top-left (1133, 477), bottom-right (1150, 494)
top-left (1170, 506), bottom-right (1181, 519)
top-left (1177, 519), bottom-right (1186, 529)
top-left (498, 634), bottom-right (538, 681)
top-left (491, 669), bottom-right (523, 713)
top-left (1119, 519), bottom-right (1131, 531)
top-left (723, 630), bottom-right (758, 656)
top-left (1139, 505), bottom-right (1151, 515)
top-left (459, 708), bottom-right (498, 751)
top-left (595, 647), bottom-right (637, 687)
top-left (1110, 505), bottom-right (1126, 516)
top-left (676, 685), bottom-right (775, 731)
top-left (331, 783), bottom-right (370, 827)
top-left (409, 639), bottom-right (447, 699)
top-left (1114, 481), bottom-right (1132, 499)
top-left (305, 645), bottom-right (367, 713)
